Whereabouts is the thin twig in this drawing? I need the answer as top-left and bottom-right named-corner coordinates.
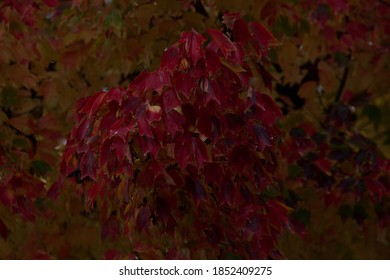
top-left (334, 65), bottom-right (350, 103)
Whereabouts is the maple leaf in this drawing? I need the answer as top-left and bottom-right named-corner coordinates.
top-left (253, 124), bottom-right (272, 152)
top-left (172, 71), bottom-right (196, 99)
top-left (163, 88), bottom-right (181, 112)
top-left (140, 136), bottom-right (160, 158)
top-left (137, 118), bottom-right (153, 138)
top-left (207, 29), bottom-right (237, 58)
top-left (204, 48), bottom-right (221, 76)
top-left (179, 29), bottom-right (206, 65)
top-left (145, 70), bottom-right (171, 94)
top-left (185, 176), bottom-right (206, 207)
top-left (146, 103), bottom-right (162, 122)
top-left (161, 46), bottom-right (180, 71)
top-left (192, 137), bottom-right (208, 170)
top-left (249, 22), bottom-right (278, 56)
top-left (228, 145), bottom-right (253, 171)
top-left (174, 135), bottom-right (192, 169)
top-left (257, 93), bottom-right (282, 125)
top-left (80, 152), bottom-right (97, 180)
top-left (136, 206), bottom-right (151, 233)
top-left (111, 137), bottom-right (131, 164)
top-left (364, 177), bottom-right (388, 201)
top-left (165, 109), bottom-right (184, 136)
top-left (86, 182), bottom-right (100, 209)
top-left (204, 163), bottom-right (224, 185)
top-left (314, 158), bottom-right (332, 176)
top-left (232, 18), bottom-right (251, 45)
top-left (106, 88), bottom-right (125, 105)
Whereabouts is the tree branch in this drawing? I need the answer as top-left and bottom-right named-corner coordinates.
top-left (334, 65), bottom-right (349, 103)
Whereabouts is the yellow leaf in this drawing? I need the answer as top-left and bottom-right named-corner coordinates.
top-left (220, 57), bottom-right (246, 73)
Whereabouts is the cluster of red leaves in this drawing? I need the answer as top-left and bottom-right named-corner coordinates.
top-left (280, 99), bottom-right (390, 236)
top-left (60, 14), bottom-right (289, 259)
top-left (264, 0), bottom-right (390, 248)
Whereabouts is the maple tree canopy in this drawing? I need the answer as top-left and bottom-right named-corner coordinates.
top-left (0, 0), bottom-right (389, 259)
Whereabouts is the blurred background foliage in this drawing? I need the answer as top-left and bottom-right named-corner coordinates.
top-left (0, 0), bottom-right (389, 259)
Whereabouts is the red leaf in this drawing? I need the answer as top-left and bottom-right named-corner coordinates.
top-left (185, 176), bottom-right (206, 206)
top-left (204, 163), bottom-right (224, 184)
top-left (100, 138), bottom-right (112, 166)
top-left (222, 12), bottom-right (241, 29)
top-left (179, 29), bottom-right (206, 65)
top-left (166, 169), bottom-right (184, 186)
top-left (258, 93), bottom-right (282, 125)
top-left (102, 216), bottom-right (120, 240)
top-left (104, 249), bottom-right (121, 260)
top-left (314, 158), bottom-right (332, 175)
top-left (16, 196), bottom-right (35, 221)
top-left (163, 88), bottom-right (181, 112)
top-left (128, 70), bottom-right (148, 96)
top-left (48, 180), bottom-right (62, 200)
top-left (220, 179), bottom-right (234, 206)
top-left (202, 78), bottom-right (221, 105)
top-left (109, 122), bottom-right (136, 141)
top-left (364, 178), bottom-right (387, 200)
top-left (341, 89), bottom-right (354, 103)
top-left (86, 182), bottom-right (99, 208)
top-left (42, 0), bottom-right (58, 7)
top-left (145, 70), bottom-right (171, 94)
top-left (80, 152), bottom-right (96, 180)
top-left (140, 136), bottom-right (160, 157)
top-left (137, 118), bottom-right (153, 137)
top-left (197, 114), bottom-right (212, 139)
top-left (229, 145), bottom-right (253, 170)
top-left (89, 91), bottom-right (108, 117)
top-left (204, 48), bottom-right (221, 76)
top-left (146, 103), bottom-right (162, 122)
top-left (156, 196), bottom-right (172, 225)
top-left (211, 116), bottom-right (222, 144)
top-left (161, 46), bottom-right (180, 71)
top-left (253, 124), bottom-right (272, 151)
top-left (111, 137), bottom-right (131, 164)
top-left (76, 117), bottom-right (92, 139)
top-left (256, 63), bottom-right (274, 91)
top-left (249, 22), bottom-right (277, 50)
top-left (207, 29), bottom-right (236, 58)
top-left (175, 135), bottom-right (192, 169)
top-left (165, 110), bottom-right (184, 136)
top-left (99, 110), bottom-right (117, 131)
top-left (172, 71), bottom-right (196, 99)
top-left (232, 18), bottom-right (251, 44)
top-left (192, 137), bottom-right (208, 169)
top-left (136, 206), bottom-right (151, 232)
top-left (106, 88), bottom-right (125, 105)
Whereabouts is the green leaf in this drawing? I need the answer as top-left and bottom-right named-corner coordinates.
top-left (225, 252), bottom-right (243, 260)
top-left (13, 137), bottom-right (28, 149)
top-left (288, 164), bottom-right (302, 178)
top-left (299, 19), bottom-right (310, 34)
top-left (334, 52), bottom-right (349, 66)
top-left (362, 105), bottom-right (381, 128)
top-left (338, 204), bottom-right (353, 220)
top-left (1, 87), bottom-right (19, 109)
top-left (104, 9), bottom-right (122, 28)
top-left (31, 160), bottom-right (52, 176)
top-left (291, 208), bottom-right (311, 226)
top-left (275, 16), bottom-right (295, 37)
top-left (262, 185), bottom-right (280, 200)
